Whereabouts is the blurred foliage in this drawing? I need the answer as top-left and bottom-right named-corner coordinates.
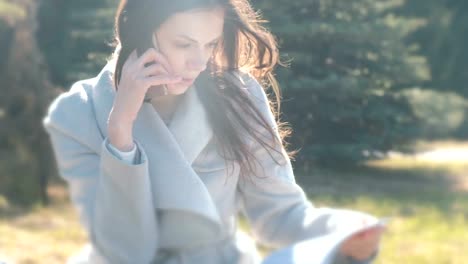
top-left (395, 0), bottom-right (468, 97)
top-left (0, 0), bottom-right (25, 20)
top-left (36, 0), bottom-right (118, 86)
top-left (251, 0), bottom-right (431, 165)
top-left (0, 0), bottom-right (57, 205)
top-left (401, 89), bottom-right (468, 139)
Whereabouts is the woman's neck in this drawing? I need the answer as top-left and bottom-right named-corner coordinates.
top-left (150, 94), bottom-right (182, 124)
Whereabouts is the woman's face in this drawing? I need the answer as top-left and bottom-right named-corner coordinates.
top-left (154, 7), bottom-right (225, 95)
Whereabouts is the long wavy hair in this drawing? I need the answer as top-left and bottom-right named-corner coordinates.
top-left (111, 0), bottom-right (295, 182)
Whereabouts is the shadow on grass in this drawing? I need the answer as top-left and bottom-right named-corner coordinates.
top-left (296, 164), bottom-right (468, 218)
top-left (0, 181), bottom-right (71, 229)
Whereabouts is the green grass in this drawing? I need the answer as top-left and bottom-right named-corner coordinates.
top-left (294, 151), bottom-right (468, 264)
top-left (1, 142), bottom-right (467, 263)
top-left (311, 193), bottom-right (468, 264)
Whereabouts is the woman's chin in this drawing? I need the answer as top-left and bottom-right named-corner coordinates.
top-left (167, 83), bottom-right (192, 95)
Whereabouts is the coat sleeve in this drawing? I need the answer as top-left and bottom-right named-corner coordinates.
top-left (237, 75), bottom-right (377, 264)
top-left (42, 83), bottom-right (158, 263)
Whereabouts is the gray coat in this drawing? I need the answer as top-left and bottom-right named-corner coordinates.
top-left (42, 60), bottom-right (375, 264)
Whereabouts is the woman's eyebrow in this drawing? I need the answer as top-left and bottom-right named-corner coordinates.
top-left (176, 34), bottom-right (222, 44)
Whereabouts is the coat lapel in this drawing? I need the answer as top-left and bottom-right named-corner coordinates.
top-left (168, 82), bottom-right (213, 164)
top-left (89, 61), bottom-right (222, 237)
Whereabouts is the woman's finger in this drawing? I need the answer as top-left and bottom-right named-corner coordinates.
top-left (136, 48), bottom-right (172, 74)
top-left (140, 63), bottom-right (169, 78)
top-left (340, 225), bottom-right (385, 261)
top-left (142, 74), bottom-right (182, 88)
top-left (354, 225), bottom-right (385, 239)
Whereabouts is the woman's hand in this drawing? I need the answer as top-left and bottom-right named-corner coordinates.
top-left (339, 225), bottom-right (385, 261)
top-left (108, 48), bottom-right (181, 150)
top-left (109, 48), bottom-right (181, 124)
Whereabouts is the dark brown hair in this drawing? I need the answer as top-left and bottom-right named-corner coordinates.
top-left (112, 0), bottom-right (295, 182)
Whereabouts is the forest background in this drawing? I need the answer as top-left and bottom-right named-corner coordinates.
top-left (0, 0), bottom-right (467, 263)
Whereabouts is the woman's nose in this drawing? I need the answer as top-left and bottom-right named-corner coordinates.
top-left (187, 51), bottom-right (208, 72)
top-left (187, 60), bottom-right (206, 72)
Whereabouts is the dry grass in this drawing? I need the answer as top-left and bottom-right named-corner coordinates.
top-left (0, 186), bottom-right (87, 264)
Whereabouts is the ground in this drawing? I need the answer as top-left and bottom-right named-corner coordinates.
top-left (0, 141), bottom-right (467, 263)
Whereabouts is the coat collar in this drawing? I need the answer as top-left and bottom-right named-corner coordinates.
top-left (91, 60), bottom-right (214, 164)
top-left (88, 60), bottom-right (222, 237)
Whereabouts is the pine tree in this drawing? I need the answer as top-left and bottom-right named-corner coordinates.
top-left (37, 0), bottom-right (118, 87)
top-left (0, 0), bottom-right (56, 205)
top-left (251, 0), bottom-right (429, 165)
top-left (397, 0), bottom-right (468, 97)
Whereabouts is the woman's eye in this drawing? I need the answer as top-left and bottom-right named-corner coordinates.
top-left (175, 43), bottom-right (191, 49)
top-left (208, 42), bottom-right (218, 49)
top-left (174, 41), bottom-right (218, 50)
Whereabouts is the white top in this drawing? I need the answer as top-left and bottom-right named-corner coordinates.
top-left (106, 142), bottom-right (137, 164)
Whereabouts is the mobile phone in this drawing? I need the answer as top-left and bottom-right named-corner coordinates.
top-left (137, 33), bottom-right (168, 102)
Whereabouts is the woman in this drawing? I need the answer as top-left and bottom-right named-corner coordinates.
top-left (42, 0), bottom-right (384, 263)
